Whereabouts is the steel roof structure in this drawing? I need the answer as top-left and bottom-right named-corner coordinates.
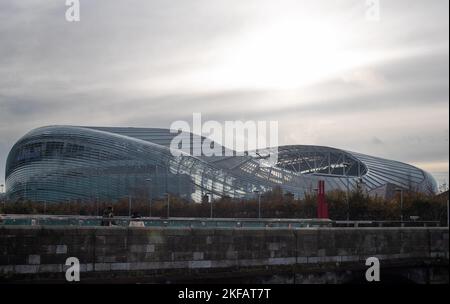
top-left (5, 126), bottom-right (437, 203)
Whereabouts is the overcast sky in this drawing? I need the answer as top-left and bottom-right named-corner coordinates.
top-left (0, 0), bottom-right (448, 189)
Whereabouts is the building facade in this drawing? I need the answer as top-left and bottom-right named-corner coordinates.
top-left (5, 125), bottom-right (437, 203)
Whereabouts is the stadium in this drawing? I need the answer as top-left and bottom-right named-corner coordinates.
top-left (5, 125), bottom-right (437, 203)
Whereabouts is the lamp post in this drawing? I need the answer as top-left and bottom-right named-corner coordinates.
top-left (165, 193), bottom-right (170, 218)
top-left (254, 190), bottom-right (261, 219)
top-left (205, 192), bottom-right (213, 219)
top-left (96, 197), bottom-right (99, 217)
top-left (342, 162), bottom-right (351, 222)
top-left (395, 188), bottom-right (404, 222)
top-left (1, 184), bottom-right (4, 211)
top-left (128, 195), bottom-right (132, 218)
top-left (145, 178), bottom-right (152, 218)
top-left (447, 199), bottom-right (449, 228)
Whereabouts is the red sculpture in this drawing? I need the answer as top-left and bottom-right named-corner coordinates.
top-left (317, 180), bottom-right (329, 219)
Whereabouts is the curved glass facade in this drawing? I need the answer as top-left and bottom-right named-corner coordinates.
top-left (5, 126), bottom-right (437, 203)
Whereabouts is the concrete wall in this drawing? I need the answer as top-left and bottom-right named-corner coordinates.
top-left (0, 226), bottom-right (448, 283)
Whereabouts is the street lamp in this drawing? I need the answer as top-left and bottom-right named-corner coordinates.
top-left (395, 188), bottom-right (404, 222)
top-left (0, 184), bottom-right (4, 211)
top-left (205, 192), bottom-right (213, 219)
top-left (342, 162), bottom-right (351, 222)
top-left (254, 190), bottom-right (261, 219)
top-left (96, 197), bottom-right (99, 217)
top-left (145, 178), bottom-right (152, 218)
top-left (128, 195), bottom-right (132, 218)
top-left (164, 193), bottom-right (170, 218)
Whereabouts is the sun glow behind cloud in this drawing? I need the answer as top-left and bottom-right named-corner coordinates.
top-left (0, 0), bottom-right (448, 186)
top-left (140, 10), bottom-right (382, 93)
top-left (135, 3), bottom-right (439, 97)
top-left (202, 16), bottom-right (355, 90)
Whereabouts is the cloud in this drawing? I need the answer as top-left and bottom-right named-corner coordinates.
top-left (371, 137), bottom-right (384, 145)
top-left (0, 0), bottom-right (448, 186)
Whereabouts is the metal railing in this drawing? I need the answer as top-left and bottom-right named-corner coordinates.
top-left (333, 220), bottom-right (441, 228)
top-left (0, 214), bottom-right (332, 229)
top-left (0, 214), bottom-right (441, 228)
